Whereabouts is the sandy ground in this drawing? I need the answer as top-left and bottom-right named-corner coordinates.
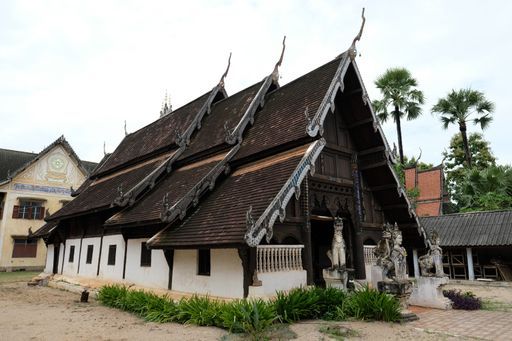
top-left (0, 281), bottom-right (478, 341)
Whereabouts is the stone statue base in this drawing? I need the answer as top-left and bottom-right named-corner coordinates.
top-left (323, 268), bottom-right (351, 291)
top-left (378, 280), bottom-right (418, 321)
top-left (408, 276), bottom-right (452, 310)
top-left (370, 265), bottom-right (385, 289)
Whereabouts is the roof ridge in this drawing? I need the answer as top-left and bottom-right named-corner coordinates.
top-left (422, 209), bottom-right (512, 218)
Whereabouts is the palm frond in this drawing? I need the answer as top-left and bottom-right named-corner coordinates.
top-left (440, 115), bottom-right (456, 129)
top-left (474, 114), bottom-right (493, 130)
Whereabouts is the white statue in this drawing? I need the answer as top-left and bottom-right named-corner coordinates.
top-left (327, 217), bottom-right (346, 269)
top-left (419, 231), bottom-right (445, 277)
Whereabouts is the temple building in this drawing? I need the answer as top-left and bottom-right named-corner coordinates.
top-left (0, 136), bottom-right (96, 271)
top-left (35, 39), bottom-right (428, 297)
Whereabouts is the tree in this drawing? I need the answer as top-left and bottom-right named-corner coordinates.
top-left (432, 88), bottom-right (494, 167)
top-left (373, 68), bottom-right (425, 164)
top-left (443, 133), bottom-right (496, 210)
top-left (457, 165), bottom-right (512, 212)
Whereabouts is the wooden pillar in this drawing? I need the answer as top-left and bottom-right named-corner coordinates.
top-left (300, 180), bottom-right (314, 284)
top-left (122, 236), bottom-right (128, 279)
top-left (163, 249), bottom-right (174, 290)
top-left (466, 247), bottom-right (475, 280)
top-left (238, 247), bottom-right (254, 298)
top-left (413, 249), bottom-right (420, 278)
top-left (353, 232), bottom-right (366, 279)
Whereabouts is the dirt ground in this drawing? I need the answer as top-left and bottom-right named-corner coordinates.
top-left (0, 281), bottom-right (477, 341)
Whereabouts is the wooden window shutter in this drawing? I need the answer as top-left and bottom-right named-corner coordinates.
top-left (12, 205), bottom-right (19, 219)
top-left (36, 207), bottom-right (45, 220)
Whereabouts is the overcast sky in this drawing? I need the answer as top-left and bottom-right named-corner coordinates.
top-left (1, 1), bottom-right (510, 166)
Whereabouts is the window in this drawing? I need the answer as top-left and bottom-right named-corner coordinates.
top-left (69, 245), bottom-right (75, 262)
top-left (107, 245), bottom-right (116, 266)
top-left (12, 200), bottom-right (44, 220)
top-left (140, 242), bottom-right (151, 267)
top-left (12, 238), bottom-right (37, 258)
top-left (197, 249), bottom-right (211, 276)
top-left (86, 245), bottom-right (94, 264)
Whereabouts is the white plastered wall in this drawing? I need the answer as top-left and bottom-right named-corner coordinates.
top-left (124, 238), bottom-right (168, 289)
top-left (98, 234), bottom-right (125, 281)
top-left (249, 270), bottom-right (307, 297)
top-left (172, 248), bottom-right (244, 298)
top-left (62, 238), bottom-right (81, 275)
top-left (77, 237), bottom-right (101, 277)
top-left (57, 243), bottom-right (64, 273)
top-left (44, 244), bottom-right (54, 273)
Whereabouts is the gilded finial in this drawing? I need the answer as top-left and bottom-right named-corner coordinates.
top-left (348, 8), bottom-right (366, 60)
top-left (272, 36), bottom-right (286, 81)
top-left (219, 52), bottom-right (232, 87)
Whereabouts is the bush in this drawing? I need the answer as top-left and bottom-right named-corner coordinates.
top-left (97, 284), bottom-right (128, 308)
top-left (274, 287), bottom-right (320, 322)
top-left (219, 299), bottom-right (277, 336)
top-left (443, 290), bottom-right (481, 310)
top-left (314, 286), bottom-right (348, 320)
top-left (341, 286), bottom-right (400, 322)
top-left (175, 295), bottom-right (222, 326)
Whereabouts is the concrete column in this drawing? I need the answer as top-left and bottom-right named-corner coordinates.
top-left (466, 247), bottom-right (475, 280)
top-left (412, 249), bottom-right (420, 278)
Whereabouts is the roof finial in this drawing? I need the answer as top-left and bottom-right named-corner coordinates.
top-left (348, 8), bottom-right (366, 60)
top-left (272, 36), bottom-right (286, 82)
top-left (160, 90), bottom-right (172, 117)
top-left (219, 52), bottom-right (232, 88)
top-left (124, 120), bottom-right (128, 136)
top-left (103, 141), bottom-right (107, 156)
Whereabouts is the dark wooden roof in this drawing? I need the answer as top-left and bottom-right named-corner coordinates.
top-left (94, 91), bottom-right (215, 175)
top-left (105, 151), bottom-right (228, 227)
top-left (49, 155), bottom-right (168, 220)
top-left (149, 144), bottom-right (311, 248)
top-left (421, 210), bottom-right (512, 247)
top-left (31, 220), bottom-right (58, 238)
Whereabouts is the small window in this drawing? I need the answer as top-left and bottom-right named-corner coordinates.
top-left (107, 245), bottom-right (116, 266)
top-left (12, 200), bottom-right (45, 220)
top-left (140, 242), bottom-right (151, 267)
top-left (69, 245), bottom-right (75, 262)
top-left (12, 238), bottom-right (37, 258)
top-left (85, 245), bottom-right (94, 264)
top-left (197, 249), bottom-right (211, 276)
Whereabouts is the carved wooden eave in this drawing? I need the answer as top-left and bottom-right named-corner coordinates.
top-left (113, 85), bottom-right (225, 207)
top-left (306, 54), bottom-right (350, 137)
top-left (348, 61), bottom-right (429, 247)
top-left (225, 75), bottom-right (276, 145)
top-left (157, 144), bottom-right (240, 224)
top-left (244, 138), bottom-right (326, 247)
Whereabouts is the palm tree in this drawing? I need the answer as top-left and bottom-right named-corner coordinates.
top-left (372, 68), bottom-right (425, 164)
top-left (432, 89), bottom-right (494, 168)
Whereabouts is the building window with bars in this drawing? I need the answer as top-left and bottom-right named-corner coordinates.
top-left (197, 249), bottom-right (211, 276)
top-left (85, 245), bottom-right (94, 264)
top-left (12, 238), bottom-right (37, 258)
top-left (140, 242), bottom-right (152, 267)
top-left (69, 245), bottom-right (75, 262)
top-left (107, 245), bottom-right (116, 266)
top-left (12, 200), bottom-right (45, 220)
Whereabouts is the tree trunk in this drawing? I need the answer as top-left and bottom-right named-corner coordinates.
top-left (394, 106), bottom-right (404, 164)
top-left (459, 122), bottom-right (472, 167)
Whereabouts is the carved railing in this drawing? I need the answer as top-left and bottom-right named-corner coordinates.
top-left (306, 54), bottom-right (350, 137)
top-left (363, 245), bottom-right (377, 265)
top-left (245, 138), bottom-right (326, 247)
top-left (256, 245), bottom-right (304, 273)
top-left (225, 75), bottom-right (274, 145)
top-left (113, 85), bottom-right (224, 207)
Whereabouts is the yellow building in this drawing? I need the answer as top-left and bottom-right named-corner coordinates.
top-left (0, 136), bottom-right (96, 271)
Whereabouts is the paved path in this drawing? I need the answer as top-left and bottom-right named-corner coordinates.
top-left (411, 307), bottom-right (512, 340)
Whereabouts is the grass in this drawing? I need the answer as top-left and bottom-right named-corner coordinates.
top-left (0, 271), bottom-right (39, 283)
top-left (481, 299), bottom-right (512, 312)
top-left (319, 325), bottom-right (360, 340)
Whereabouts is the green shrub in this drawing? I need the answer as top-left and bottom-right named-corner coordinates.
top-left (97, 284), bottom-right (128, 308)
top-left (274, 287), bottom-right (320, 322)
top-left (342, 286), bottom-right (400, 322)
top-left (219, 299), bottom-right (277, 336)
top-left (314, 286), bottom-right (347, 320)
top-left (175, 295), bottom-right (222, 326)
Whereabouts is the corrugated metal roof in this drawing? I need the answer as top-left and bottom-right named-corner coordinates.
top-left (420, 210), bottom-right (512, 247)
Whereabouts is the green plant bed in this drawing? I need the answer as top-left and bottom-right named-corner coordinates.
top-left (97, 284), bottom-right (401, 338)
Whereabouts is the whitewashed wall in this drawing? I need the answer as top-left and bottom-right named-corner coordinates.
top-left (98, 235), bottom-right (125, 281)
top-left (44, 244), bottom-right (54, 273)
top-left (172, 248), bottom-right (244, 298)
top-left (62, 238), bottom-right (81, 275)
top-left (249, 270), bottom-right (307, 297)
top-left (77, 237), bottom-right (101, 277)
top-left (57, 242), bottom-right (64, 274)
top-left (124, 238), bottom-right (168, 289)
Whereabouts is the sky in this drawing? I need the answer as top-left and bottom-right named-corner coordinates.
top-left (1, 0), bottom-right (510, 166)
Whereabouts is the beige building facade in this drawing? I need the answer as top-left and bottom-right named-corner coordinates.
top-left (0, 136), bottom-right (95, 271)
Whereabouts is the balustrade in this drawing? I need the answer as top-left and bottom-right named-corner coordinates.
top-left (256, 245), bottom-right (304, 273)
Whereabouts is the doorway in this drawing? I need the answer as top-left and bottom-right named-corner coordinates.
top-left (52, 244), bottom-right (60, 274)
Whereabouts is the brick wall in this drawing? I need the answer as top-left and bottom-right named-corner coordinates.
top-left (404, 166), bottom-right (444, 217)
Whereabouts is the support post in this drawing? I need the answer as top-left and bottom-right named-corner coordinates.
top-left (413, 249), bottom-right (420, 278)
top-left (300, 180), bottom-right (314, 284)
top-left (353, 232), bottom-right (366, 279)
top-left (466, 247), bottom-right (475, 281)
top-left (163, 249), bottom-right (174, 290)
